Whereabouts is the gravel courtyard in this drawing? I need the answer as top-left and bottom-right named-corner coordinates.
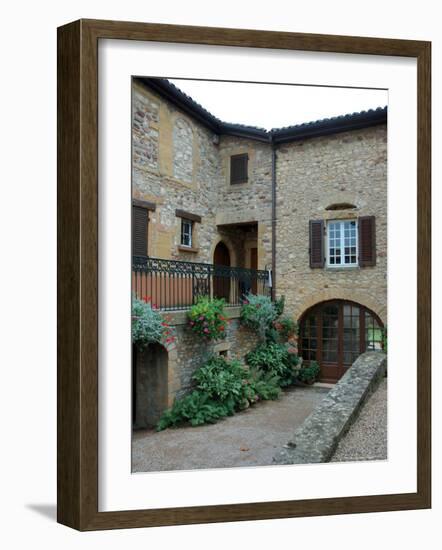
top-left (330, 378), bottom-right (387, 462)
top-left (132, 386), bottom-right (329, 472)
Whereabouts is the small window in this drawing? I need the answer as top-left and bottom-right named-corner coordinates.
top-left (181, 218), bottom-right (193, 247)
top-left (230, 153), bottom-right (248, 184)
top-left (327, 219), bottom-right (358, 267)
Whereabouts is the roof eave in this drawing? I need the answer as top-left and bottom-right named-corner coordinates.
top-left (135, 77), bottom-right (387, 144)
top-left (272, 113), bottom-right (387, 144)
top-left (137, 77), bottom-right (221, 133)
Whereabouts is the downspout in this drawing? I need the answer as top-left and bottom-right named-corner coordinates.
top-left (271, 139), bottom-right (277, 301)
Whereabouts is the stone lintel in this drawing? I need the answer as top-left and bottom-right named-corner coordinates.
top-left (213, 341), bottom-right (232, 353)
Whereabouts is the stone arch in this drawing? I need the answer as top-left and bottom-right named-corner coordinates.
top-left (318, 190), bottom-right (363, 213)
top-left (298, 298), bottom-right (385, 383)
top-left (210, 235), bottom-right (238, 268)
top-left (172, 116), bottom-right (193, 183)
top-left (294, 288), bottom-right (386, 326)
top-left (133, 343), bottom-right (169, 429)
top-left (325, 202), bottom-right (357, 211)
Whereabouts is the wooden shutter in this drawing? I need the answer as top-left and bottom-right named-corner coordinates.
top-left (309, 220), bottom-right (324, 268)
top-left (230, 154), bottom-right (248, 184)
top-left (132, 206), bottom-right (148, 257)
top-left (358, 216), bottom-right (376, 267)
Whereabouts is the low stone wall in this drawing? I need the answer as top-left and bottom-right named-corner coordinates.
top-left (273, 351), bottom-right (387, 464)
top-left (168, 307), bottom-right (258, 400)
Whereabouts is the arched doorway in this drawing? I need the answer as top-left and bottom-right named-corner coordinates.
top-left (299, 300), bottom-right (384, 383)
top-left (133, 343), bottom-right (168, 429)
top-left (213, 241), bottom-right (231, 300)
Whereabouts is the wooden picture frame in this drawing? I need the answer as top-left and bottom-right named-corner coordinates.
top-left (57, 19), bottom-right (431, 531)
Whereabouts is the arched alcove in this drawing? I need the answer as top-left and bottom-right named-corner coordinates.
top-left (213, 241), bottom-right (231, 300)
top-left (133, 343), bottom-right (169, 429)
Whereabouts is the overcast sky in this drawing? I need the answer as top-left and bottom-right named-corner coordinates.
top-left (168, 78), bottom-right (388, 131)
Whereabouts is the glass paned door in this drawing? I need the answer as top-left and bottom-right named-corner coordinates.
top-left (300, 300), bottom-right (384, 383)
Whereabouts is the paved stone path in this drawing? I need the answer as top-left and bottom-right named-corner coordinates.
top-left (132, 386), bottom-right (329, 473)
top-left (330, 378), bottom-right (387, 462)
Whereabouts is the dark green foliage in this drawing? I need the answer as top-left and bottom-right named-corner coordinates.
top-left (156, 355), bottom-right (282, 430)
top-left (265, 326), bottom-right (279, 343)
top-left (248, 368), bottom-right (281, 401)
top-left (246, 342), bottom-right (298, 387)
top-left (156, 391), bottom-right (231, 430)
top-left (274, 295), bottom-right (285, 317)
top-left (192, 356), bottom-right (248, 409)
top-left (297, 361), bottom-right (320, 383)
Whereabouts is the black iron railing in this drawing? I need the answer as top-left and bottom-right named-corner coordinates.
top-left (132, 255), bottom-right (271, 311)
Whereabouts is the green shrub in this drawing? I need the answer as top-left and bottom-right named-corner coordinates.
top-left (246, 342), bottom-right (298, 387)
top-left (297, 361), bottom-right (320, 383)
top-left (273, 317), bottom-right (297, 341)
top-left (248, 368), bottom-right (281, 401)
top-left (192, 356), bottom-right (248, 410)
top-left (156, 391), bottom-right (231, 430)
top-left (240, 293), bottom-right (278, 341)
top-left (274, 295), bottom-right (285, 317)
top-left (188, 296), bottom-right (228, 341)
top-left (156, 355), bottom-right (283, 430)
top-left (131, 295), bottom-right (175, 348)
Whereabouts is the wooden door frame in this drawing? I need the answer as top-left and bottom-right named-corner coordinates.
top-left (299, 299), bottom-right (385, 382)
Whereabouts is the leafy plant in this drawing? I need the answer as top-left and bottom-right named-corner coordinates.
top-left (131, 295), bottom-right (175, 348)
top-left (192, 356), bottom-right (248, 410)
top-left (246, 342), bottom-right (299, 387)
top-left (188, 296), bottom-right (228, 341)
top-left (240, 293), bottom-right (278, 341)
top-left (297, 361), bottom-right (320, 384)
top-left (273, 316), bottom-right (297, 342)
top-left (156, 391), bottom-right (231, 430)
top-left (274, 295), bottom-right (285, 317)
top-left (247, 368), bottom-right (281, 401)
top-left (156, 355), bottom-right (283, 430)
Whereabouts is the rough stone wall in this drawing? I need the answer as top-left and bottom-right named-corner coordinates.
top-left (216, 136), bottom-right (273, 270)
top-left (169, 314), bottom-right (258, 400)
top-left (132, 81), bottom-right (272, 270)
top-left (275, 125), bottom-right (388, 323)
top-left (132, 87), bottom-right (160, 170)
top-left (132, 81), bottom-right (219, 263)
top-left (173, 117), bottom-right (193, 183)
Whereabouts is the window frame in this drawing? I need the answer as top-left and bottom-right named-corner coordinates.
top-left (180, 218), bottom-right (193, 248)
top-left (230, 153), bottom-right (249, 185)
top-left (326, 219), bottom-right (359, 268)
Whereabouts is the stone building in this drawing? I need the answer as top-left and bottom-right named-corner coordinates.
top-left (131, 78), bottom-right (387, 426)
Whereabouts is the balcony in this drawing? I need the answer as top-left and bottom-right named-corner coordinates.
top-left (132, 256), bottom-right (272, 311)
